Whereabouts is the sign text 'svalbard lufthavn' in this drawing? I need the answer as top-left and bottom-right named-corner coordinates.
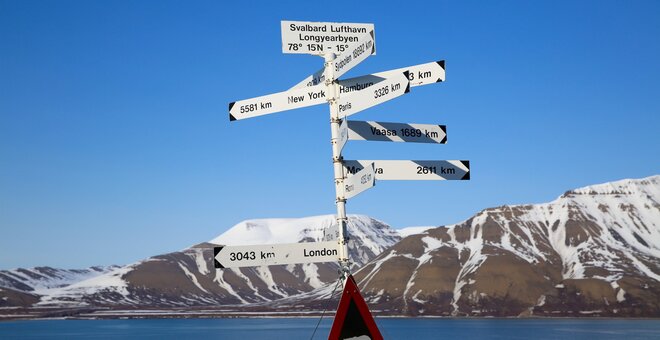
top-left (281, 20), bottom-right (375, 55)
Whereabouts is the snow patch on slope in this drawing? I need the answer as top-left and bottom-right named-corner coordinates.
top-left (397, 226), bottom-right (434, 238)
top-left (0, 266), bottom-right (118, 293)
top-left (191, 249), bottom-right (209, 276)
top-left (178, 263), bottom-right (209, 294)
top-left (37, 265), bottom-right (135, 306)
top-left (210, 215), bottom-right (339, 245)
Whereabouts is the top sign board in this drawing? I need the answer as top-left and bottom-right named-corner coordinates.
top-left (282, 20), bottom-right (375, 55)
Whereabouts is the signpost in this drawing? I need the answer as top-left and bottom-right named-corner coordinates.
top-left (347, 121), bottom-right (447, 144)
top-left (281, 20), bottom-right (375, 55)
top-left (338, 118), bottom-right (349, 153)
top-left (342, 163), bottom-right (376, 200)
top-left (229, 83), bottom-right (326, 121)
top-left (224, 17), bottom-right (471, 278)
top-left (371, 60), bottom-right (445, 87)
top-left (291, 60), bottom-right (445, 91)
top-left (225, 20), bottom-right (471, 338)
top-left (213, 241), bottom-right (340, 269)
top-left (323, 223), bottom-right (340, 242)
top-left (336, 71), bottom-right (410, 117)
top-left (343, 160), bottom-right (470, 181)
top-left (331, 30), bottom-right (376, 79)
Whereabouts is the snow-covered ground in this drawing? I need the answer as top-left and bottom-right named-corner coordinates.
top-left (0, 266), bottom-right (118, 293)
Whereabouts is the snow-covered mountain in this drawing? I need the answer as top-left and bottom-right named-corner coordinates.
top-left (346, 175), bottom-right (660, 316)
top-left (210, 215), bottom-right (400, 267)
top-left (0, 266), bottom-right (119, 308)
top-left (2, 176), bottom-right (658, 318)
top-left (0, 266), bottom-right (120, 293)
top-left (30, 215), bottom-right (400, 308)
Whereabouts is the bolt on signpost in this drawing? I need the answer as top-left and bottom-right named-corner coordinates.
top-left (222, 20), bottom-right (470, 339)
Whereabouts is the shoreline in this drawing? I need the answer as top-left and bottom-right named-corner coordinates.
top-left (2, 307), bottom-right (659, 322)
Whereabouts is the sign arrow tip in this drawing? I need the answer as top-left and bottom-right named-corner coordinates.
top-left (436, 60), bottom-right (446, 82)
top-left (369, 30), bottom-right (376, 54)
top-left (228, 102), bottom-right (237, 121)
top-left (213, 246), bottom-right (225, 268)
top-left (440, 125), bottom-right (447, 143)
top-left (401, 71), bottom-right (411, 93)
top-left (460, 160), bottom-right (470, 180)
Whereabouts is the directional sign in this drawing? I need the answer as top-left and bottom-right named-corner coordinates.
top-left (348, 121), bottom-right (447, 144)
top-left (338, 118), bottom-right (349, 152)
top-left (336, 72), bottom-right (410, 117)
top-left (342, 162), bottom-right (375, 200)
top-left (213, 241), bottom-right (340, 268)
top-left (323, 223), bottom-right (340, 242)
top-left (281, 20), bottom-right (375, 55)
top-left (343, 160), bottom-right (470, 181)
top-left (292, 60), bottom-right (445, 90)
top-left (292, 68), bottom-right (326, 90)
top-left (371, 60), bottom-right (445, 87)
top-left (229, 83), bottom-right (326, 121)
top-left (331, 30), bottom-right (376, 79)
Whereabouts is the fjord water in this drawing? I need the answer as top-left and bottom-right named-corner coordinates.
top-left (1, 318), bottom-right (659, 339)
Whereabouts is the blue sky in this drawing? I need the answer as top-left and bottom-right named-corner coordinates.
top-left (1, 0), bottom-right (659, 269)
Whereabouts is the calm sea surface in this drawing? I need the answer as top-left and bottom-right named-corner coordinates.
top-left (1, 318), bottom-right (659, 339)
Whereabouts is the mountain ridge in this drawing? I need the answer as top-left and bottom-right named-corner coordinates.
top-left (12, 215), bottom-right (400, 309)
top-left (347, 175), bottom-right (659, 316)
top-left (1, 175), bottom-right (658, 318)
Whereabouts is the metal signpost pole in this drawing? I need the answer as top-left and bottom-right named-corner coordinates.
top-left (325, 52), bottom-right (350, 279)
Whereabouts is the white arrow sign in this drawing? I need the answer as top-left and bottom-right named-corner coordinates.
top-left (323, 223), bottom-right (340, 242)
top-left (229, 83), bottom-right (326, 121)
top-left (331, 30), bottom-right (376, 79)
top-left (281, 20), bottom-right (375, 55)
top-left (343, 160), bottom-right (470, 181)
top-left (342, 162), bottom-right (375, 200)
top-left (337, 72), bottom-right (410, 117)
top-left (292, 60), bottom-right (445, 90)
top-left (371, 60), bottom-right (445, 87)
top-left (214, 241), bottom-right (340, 268)
top-left (338, 118), bottom-right (349, 152)
top-left (348, 121), bottom-right (447, 144)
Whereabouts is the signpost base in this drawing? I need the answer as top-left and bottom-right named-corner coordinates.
top-left (328, 275), bottom-right (383, 340)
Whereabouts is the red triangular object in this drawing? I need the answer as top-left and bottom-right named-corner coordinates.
top-left (328, 274), bottom-right (383, 340)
